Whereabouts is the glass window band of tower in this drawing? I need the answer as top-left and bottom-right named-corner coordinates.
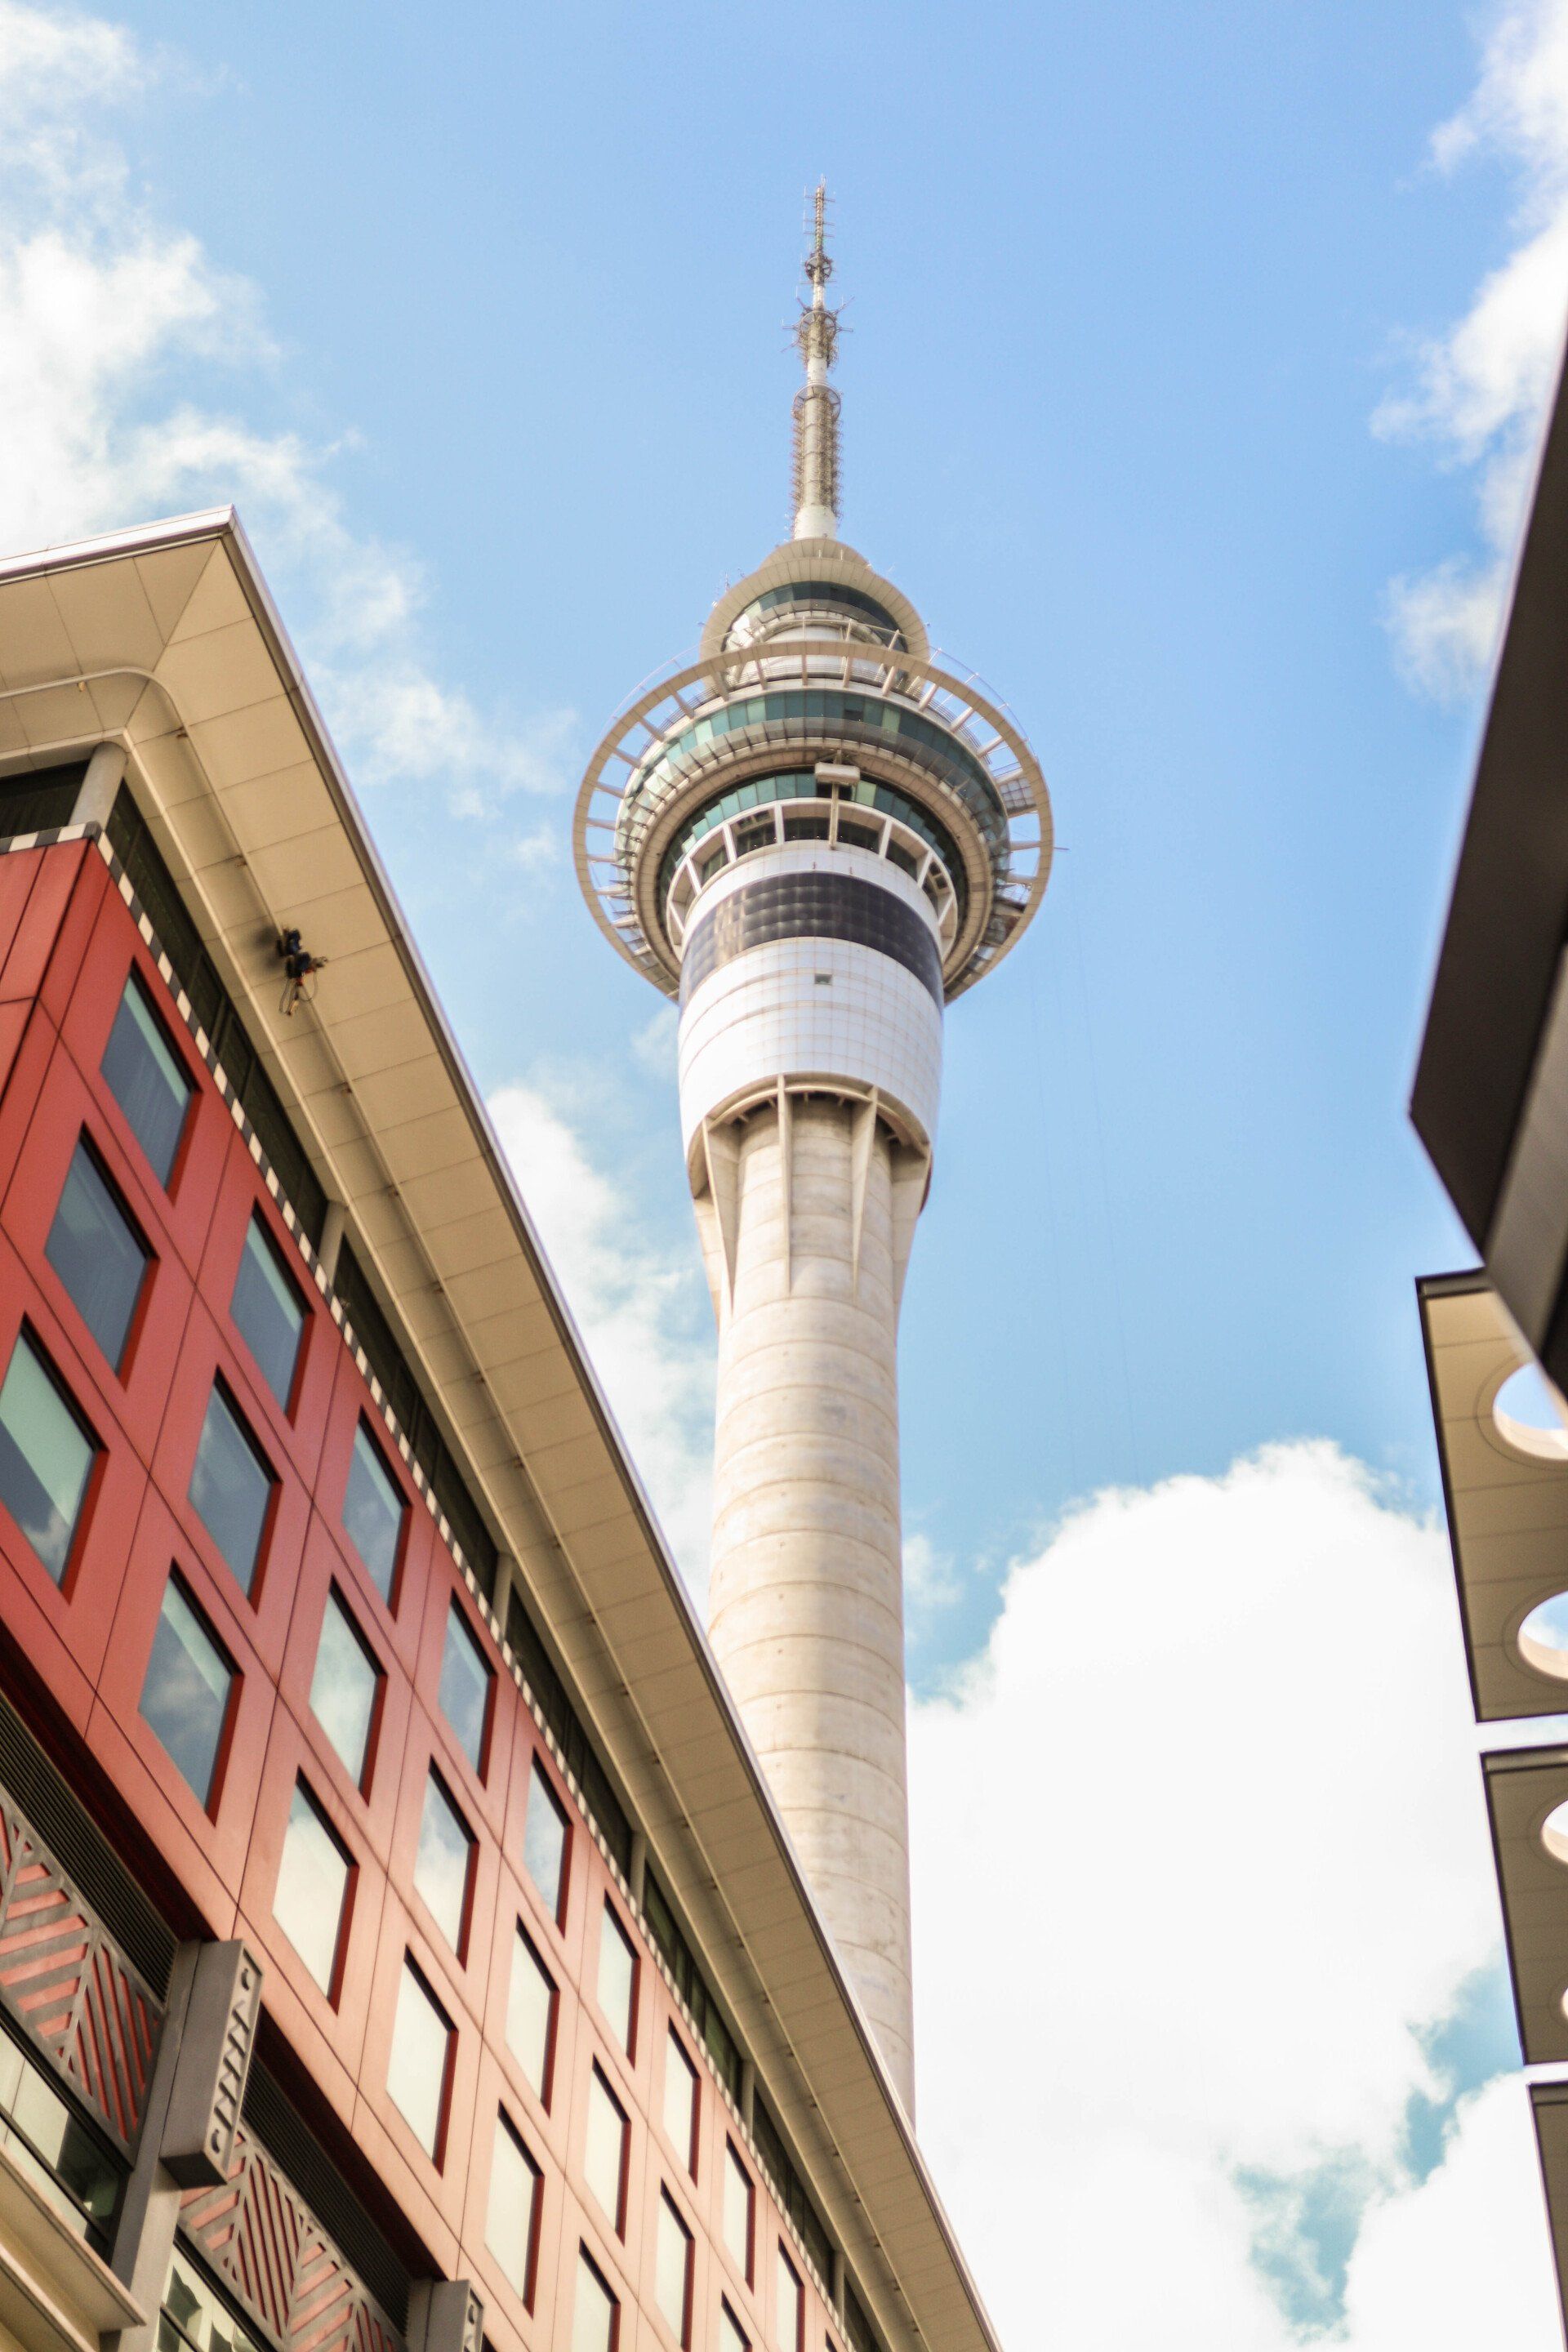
top-left (621, 689), bottom-right (1008, 861)
top-left (656, 773), bottom-right (967, 927)
top-left (726, 581), bottom-right (905, 645)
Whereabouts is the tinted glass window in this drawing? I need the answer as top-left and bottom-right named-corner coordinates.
top-left (0, 2025), bottom-right (120, 2242)
top-left (486, 2114), bottom-right (541, 2306)
top-left (140, 1574), bottom-right (234, 1806)
top-left (388, 1958), bottom-right (450, 2160)
top-left (273, 1782), bottom-right (350, 1994)
top-left (100, 974), bottom-right (190, 1187)
top-left (522, 1765), bottom-right (568, 1921)
top-left (189, 1383), bottom-right (274, 1595)
top-left (342, 1421), bottom-right (405, 1601)
top-left (162, 2252), bottom-right (269, 2352)
top-left (0, 1332), bottom-right (96, 1583)
top-left (664, 2030), bottom-right (697, 2175)
top-left (572, 2256), bottom-right (617, 2352)
top-left (584, 2067), bottom-right (626, 2232)
top-left (230, 1216), bottom-right (305, 1410)
top-left (309, 1587), bottom-right (381, 1787)
top-left (439, 1601), bottom-right (492, 1775)
top-left (45, 1140), bottom-right (149, 1370)
top-left (507, 1927), bottom-right (556, 2102)
top-left (414, 1770), bottom-right (474, 1955)
top-left (597, 1904), bottom-right (636, 2055)
top-left (724, 2145), bottom-right (753, 2279)
top-left (776, 2252), bottom-right (802, 2352)
top-left (657, 2195), bottom-right (693, 2346)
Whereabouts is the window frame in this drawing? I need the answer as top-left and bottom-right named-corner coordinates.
top-left (229, 1209), bottom-right (310, 1418)
top-left (724, 2140), bottom-right (755, 2287)
top-left (775, 2247), bottom-right (804, 2352)
top-left (521, 1752), bottom-right (572, 1930)
top-left (596, 1899), bottom-right (639, 2060)
top-left (43, 1130), bottom-right (154, 1379)
top-left (341, 1414), bottom-right (411, 1611)
top-left (272, 1776), bottom-right (355, 2002)
top-left (656, 2189), bottom-right (695, 2350)
top-left (438, 1594), bottom-right (496, 1782)
top-left (573, 2247), bottom-right (620, 2352)
top-left (413, 1764), bottom-right (479, 1962)
top-left (139, 1566), bottom-right (240, 1816)
top-left (99, 966), bottom-right (196, 1196)
top-left (662, 2026), bottom-right (700, 2179)
top-left (0, 1324), bottom-right (104, 1591)
top-left (308, 1581), bottom-right (385, 1795)
top-left (584, 2061), bottom-right (630, 2238)
top-left (187, 1374), bottom-right (279, 1601)
top-left (719, 2302), bottom-right (751, 2352)
top-left (506, 1920), bottom-right (559, 2109)
top-left (486, 2107), bottom-right (543, 2312)
top-left (387, 1953), bottom-right (456, 2168)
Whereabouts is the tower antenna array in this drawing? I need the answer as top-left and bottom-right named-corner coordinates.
top-left (793, 180), bottom-right (842, 539)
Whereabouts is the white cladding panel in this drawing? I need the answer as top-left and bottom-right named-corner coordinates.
top-left (677, 934), bottom-right (943, 1154)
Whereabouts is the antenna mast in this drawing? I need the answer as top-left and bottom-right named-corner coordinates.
top-left (792, 181), bottom-right (841, 539)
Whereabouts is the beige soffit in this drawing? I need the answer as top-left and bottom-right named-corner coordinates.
top-left (1483, 1745), bottom-right (1568, 2063)
top-left (0, 512), bottom-right (1002, 2352)
top-left (0, 2136), bottom-right (144, 2352)
top-left (1419, 1270), bottom-right (1568, 1722)
top-left (1530, 2082), bottom-right (1568, 2336)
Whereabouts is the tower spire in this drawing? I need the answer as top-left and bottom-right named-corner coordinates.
top-left (792, 181), bottom-right (840, 540)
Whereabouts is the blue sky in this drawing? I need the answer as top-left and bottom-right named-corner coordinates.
top-left (89, 0), bottom-right (1508, 1648)
top-left (4, 2), bottom-right (1567, 2343)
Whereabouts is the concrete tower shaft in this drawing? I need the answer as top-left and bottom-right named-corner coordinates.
top-left (572, 200), bottom-right (1052, 2117)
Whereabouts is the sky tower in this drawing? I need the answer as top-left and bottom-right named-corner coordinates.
top-left (573, 190), bottom-right (1053, 2111)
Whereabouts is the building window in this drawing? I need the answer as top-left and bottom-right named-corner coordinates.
top-left (45, 1137), bottom-right (150, 1372)
top-left (273, 1781), bottom-right (352, 1996)
top-left (341, 1419), bottom-right (406, 1603)
top-left (506, 1925), bottom-right (557, 2104)
top-left (0, 1330), bottom-right (98, 1584)
top-left (414, 1768), bottom-right (475, 1957)
top-left (230, 1214), bottom-right (305, 1411)
top-left (522, 1761), bottom-right (569, 1923)
top-left (161, 2251), bottom-right (270, 2352)
top-left (388, 1958), bottom-right (452, 2162)
top-left (596, 1904), bottom-right (636, 2056)
top-left (439, 1598), bottom-right (493, 1777)
top-left (0, 2019), bottom-right (121, 2245)
top-left (309, 1585), bottom-right (383, 1788)
top-left (100, 973), bottom-right (191, 1188)
top-left (189, 1380), bottom-right (274, 1597)
top-left (664, 2029), bottom-right (698, 2176)
top-left (572, 2252), bottom-right (618, 2352)
top-left (656, 2192), bottom-right (694, 2347)
top-left (724, 2143), bottom-right (754, 2283)
top-left (719, 2304), bottom-right (751, 2352)
top-left (583, 2065), bottom-right (628, 2235)
top-left (140, 1571), bottom-right (236, 1809)
top-left (486, 2111), bottom-right (542, 2309)
top-left (776, 2250), bottom-right (803, 2352)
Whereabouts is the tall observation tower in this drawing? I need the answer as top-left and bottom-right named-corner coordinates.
top-left (573, 190), bottom-right (1052, 2111)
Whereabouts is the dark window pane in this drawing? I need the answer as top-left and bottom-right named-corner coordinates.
top-left (189, 1384), bottom-right (273, 1596)
top-left (388, 1959), bottom-right (450, 2159)
top-left (0, 1333), bottom-right (96, 1582)
top-left (414, 1771), bottom-right (474, 1954)
top-left (100, 975), bottom-right (191, 1188)
top-left (230, 1217), bottom-right (304, 1410)
top-left (342, 1422), bottom-right (405, 1601)
top-left (0, 2025), bottom-right (121, 2243)
top-left (309, 1588), bottom-right (381, 1785)
top-left (274, 1782), bottom-right (350, 1993)
top-left (439, 1602), bottom-right (492, 1774)
top-left (522, 1766), bottom-right (568, 1920)
top-left (140, 1574), bottom-right (234, 1806)
top-left (46, 1139), bottom-right (149, 1370)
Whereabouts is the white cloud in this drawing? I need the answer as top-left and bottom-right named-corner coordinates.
top-left (0, 0), bottom-right (573, 813)
top-left (1379, 0), bottom-right (1568, 697)
top-left (487, 1080), bottom-right (715, 1598)
top-left (909, 1443), bottom-right (1560, 2347)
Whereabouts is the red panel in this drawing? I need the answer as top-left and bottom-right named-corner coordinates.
top-left (147, 1294), bottom-right (313, 1681)
top-left (274, 1524), bottom-right (412, 1873)
top-left (34, 844), bottom-right (110, 1032)
top-left (0, 845), bottom-right (86, 1009)
top-left (412, 1554), bottom-right (517, 1843)
top-left (56, 891), bottom-right (228, 1276)
top-left (90, 1488), bottom-right (277, 1931)
top-left (0, 1002), bottom-right (61, 1206)
top-left (3, 1039), bottom-right (199, 1471)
